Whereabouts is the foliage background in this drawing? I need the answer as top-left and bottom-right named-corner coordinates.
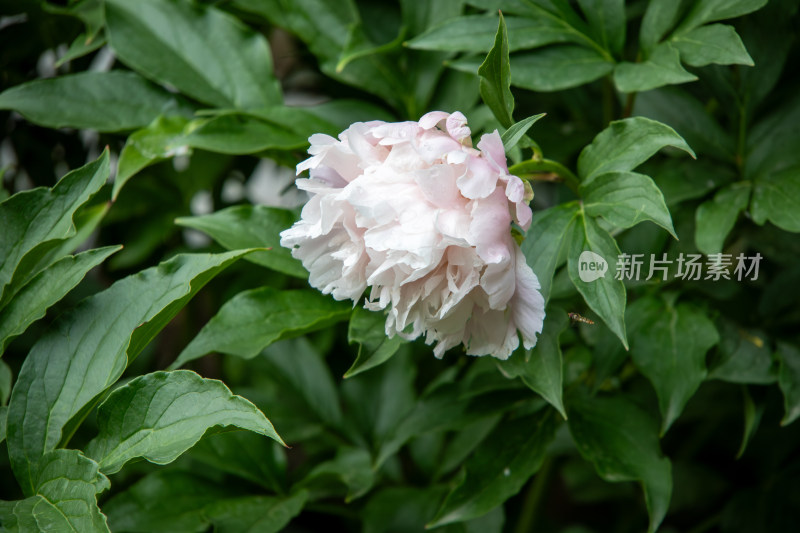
top-left (1, 0), bottom-right (800, 532)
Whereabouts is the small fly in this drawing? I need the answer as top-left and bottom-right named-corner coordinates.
top-left (568, 312), bottom-right (594, 325)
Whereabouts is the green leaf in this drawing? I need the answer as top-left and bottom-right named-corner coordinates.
top-left (175, 205), bottom-right (306, 278)
top-left (576, 0), bottom-right (625, 55)
top-left (364, 487), bottom-right (444, 533)
top-left (406, 14), bottom-right (577, 53)
top-left (42, 0), bottom-right (105, 39)
top-left (577, 117), bottom-right (695, 182)
top-left (400, 0), bottom-right (465, 35)
top-left (428, 411), bottom-right (556, 527)
top-left (0, 358), bottom-right (10, 405)
top-left (498, 309), bottom-right (569, 418)
top-left (500, 113), bottom-right (545, 152)
top-left (302, 99), bottom-right (396, 130)
top-left (105, 0), bottom-right (281, 108)
top-left (737, 385), bottom-right (764, 458)
top-left (232, 0), bottom-right (411, 113)
top-left (0, 72), bottom-right (179, 132)
top-left (189, 431), bottom-right (287, 493)
top-left (114, 115), bottom-right (191, 199)
top-left (633, 87), bottom-right (735, 160)
top-left (232, 0), bottom-right (355, 54)
top-left (582, 171), bottom-right (677, 238)
top-left (5, 250), bottom-right (248, 494)
top-left (675, 0), bottom-right (768, 35)
top-left (297, 446), bottom-right (375, 501)
top-left (567, 212), bottom-right (627, 348)
top-left (0, 406), bottom-right (6, 444)
top-left (672, 24), bottom-right (753, 67)
top-left (184, 115), bottom-right (307, 154)
top-left (236, 0), bottom-right (412, 111)
top-left (590, 322), bottom-right (629, 391)
top-left (435, 417), bottom-right (501, 480)
top-left (777, 342), bottom-right (800, 426)
top-left (261, 338), bottom-right (345, 430)
top-left (0, 150), bottom-right (109, 307)
top-left (337, 22), bottom-right (405, 73)
top-left (457, 0), bottom-right (529, 14)
top-left (55, 32), bottom-right (107, 68)
top-left (746, 95), bottom-right (800, 179)
top-left (447, 55), bottom-right (487, 76)
top-left (375, 383), bottom-right (514, 467)
top-left (522, 203), bottom-right (579, 302)
top-left (613, 43), bottom-right (697, 93)
top-left (223, 104), bottom-right (346, 137)
top-left (0, 497), bottom-right (47, 532)
top-left (519, 0), bottom-right (595, 36)
top-left (478, 13), bottom-right (514, 128)
top-left (103, 470), bottom-right (233, 532)
top-left (708, 321), bottom-right (775, 384)
top-left (364, 485), bottom-right (505, 533)
top-left (639, 0), bottom-right (684, 55)
top-left (205, 491), bottom-right (308, 533)
top-left (84, 370), bottom-right (282, 474)
top-left (0, 246), bottom-right (121, 355)
top-left (655, 159), bottom-right (736, 206)
top-left (568, 392), bottom-right (672, 533)
top-left (171, 288), bottom-right (351, 367)
top-left (627, 297), bottom-right (720, 434)
top-left (0, 450), bottom-right (110, 533)
top-left (47, 202), bottom-right (112, 269)
top-left (341, 353), bottom-right (416, 450)
top-left (694, 182), bottom-right (751, 254)
top-left (512, 45), bottom-right (614, 92)
top-left (750, 166), bottom-right (800, 233)
top-left (738, 3), bottom-right (795, 117)
top-left (346, 307), bottom-right (406, 378)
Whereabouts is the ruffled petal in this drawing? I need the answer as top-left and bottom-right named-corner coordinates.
top-left (511, 247), bottom-right (546, 349)
top-left (282, 110), bottom-right (543, 360)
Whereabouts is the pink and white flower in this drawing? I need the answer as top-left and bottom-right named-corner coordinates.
top-left (280, 111), bottom-right (545, 359)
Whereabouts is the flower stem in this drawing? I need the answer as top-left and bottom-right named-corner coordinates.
top-left (622, 91), bottom-right (637, 118)
top-left (736, 95), bottom-right (748, 173)
top-left (509, 159), bottom-right (581, 195)
top-left (603, 76), bottom-right (615, 125)
top-left (514, 457), bottom-right (554, 533)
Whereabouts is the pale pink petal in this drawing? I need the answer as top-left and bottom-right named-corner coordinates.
top-left (414, 164), bottom-right (463, 209)
top-left (419, 111), bottom-right (450, 130)
top-left (456, 157), bottom-right (498, 199)
top-left (468, 189), bottom-right (513, 262)
top-left (477, 130), bottom-right (508, 172)
top-left (514, 202), bottom-right (533, 230)
top-left (511, 247), bottom-right (545, 349)
top-left (505, 175), bottom-right (525, 203)
top-left (445, 112), bottom-right (471, 142)
top-left (281, 109), bottom-right (544, 360)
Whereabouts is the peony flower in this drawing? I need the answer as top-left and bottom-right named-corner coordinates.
top-left (279, 111), bottom-right (545, 359)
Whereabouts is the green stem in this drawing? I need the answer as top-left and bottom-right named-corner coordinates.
top-left (528, 139), bottom-right (544, 161)
top-left (514, 457), bottom-right (554, 533)
top-left (602, 76), bottom-right (614, 126)
top-left (509, 159), bottom-right (581, 195)
top-left (621, 49), bottom-right (641, 119)
top-left (736, 96), bottom-right (748, 173)
top-left (622, 91), bottom-right (637, 118)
